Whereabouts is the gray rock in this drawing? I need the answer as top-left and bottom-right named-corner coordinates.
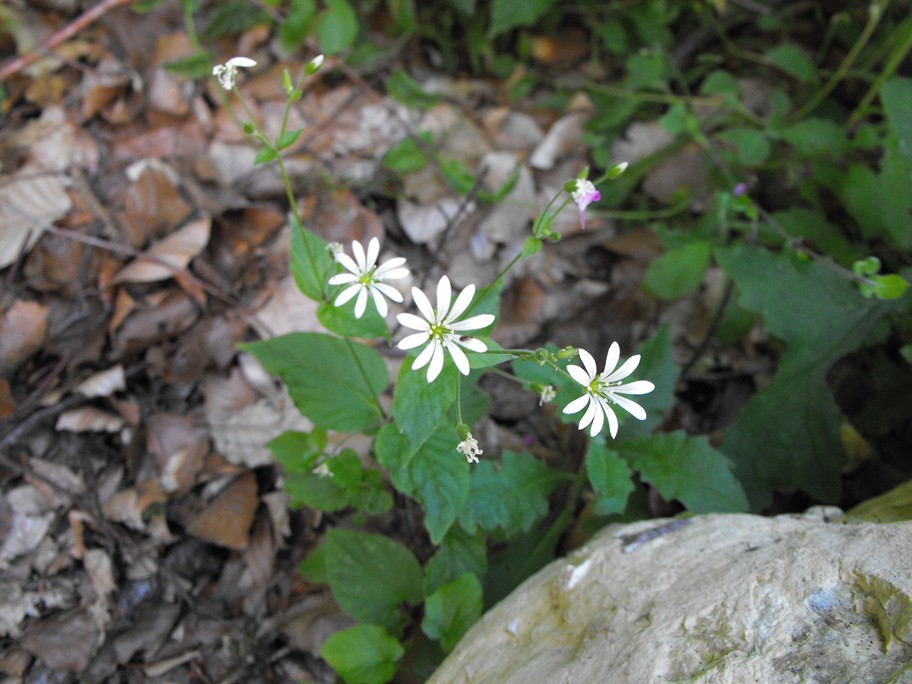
top-left (430, 512), bottom-right (912, 683)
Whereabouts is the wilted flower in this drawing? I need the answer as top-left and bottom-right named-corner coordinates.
top-left (539, 385), bottom-right (556, 406)
top-left (456, 433), bottom-right (483, 463)
top-left (570, 179), bottom-right (600, 230)
top-left (396, 275), bottom-right (495, 383)
top-left (212, 56), bottom-right (256, 90)
top-left (328, 237), bottom-right (409, 318)
top-left (563, 344), bottom-right (655, 438)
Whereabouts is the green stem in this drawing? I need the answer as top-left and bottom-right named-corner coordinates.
top-left (848, 12), bottom-right (912, 129)
top-left (790, 1), bottom-right (886, 122)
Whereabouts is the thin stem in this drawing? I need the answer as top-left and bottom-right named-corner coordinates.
top-left (848, 12), bottom-right (912, 129)
top-left (790, 2), bottom-right (886, 122)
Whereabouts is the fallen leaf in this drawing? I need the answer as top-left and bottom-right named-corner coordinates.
top-left (185, 472), bottom-right (258, 550)
top-left (83, 549), bottom-right (116, 599)
top-left (112, 217), bottom-right (211, 284)
top-left (20, 609), bottom-right (99, 672)
top-left (0, 173), bottom-right (71, 269)
top-left (0, 299), bottom-right (49, 377)
top-left (529, 91), bottom-right (595, 170)
top-left (147, 413), bottom-right (209, 494)
top-left (55, 407), bottom-right (125, 433)
top-left (73, 366), bottom-right (126, 398)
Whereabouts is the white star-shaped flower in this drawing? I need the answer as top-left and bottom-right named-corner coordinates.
top-left (396, 275), bottom-right (495, 383)
top-left (212, 56), bottom-right (257, 90)
top-left (328, 237), bottom-right (409, 318)
top-left (563, 343), bottom-right (655, 438)
top-left (456, 432), bottom-right (483, 463)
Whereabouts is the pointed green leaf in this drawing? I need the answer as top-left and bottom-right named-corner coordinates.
top-left (241, 333), bottom-right (386, 432)
top-left (324, 529), bottom-right (423, 628)
top-left (421, 573), bottom-right (482, 653)
top-left (425, 526), bottom-right (487, 595)
top-left (882, 77), bottom-right (912, 171)
top-left (321, 625), bottom-right (403, 684)
top-left (315, 0), bottom-right (358, 55)
top-left (585, 442), bottom-right (634, 515)
top-left (289, 217), bottom-right (333, 301)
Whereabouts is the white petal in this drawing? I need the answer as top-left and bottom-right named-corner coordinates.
top-left (398, 331), bottom-right (430, 350)
top-left (611, 394), bottom-right (647, 420)
top-left (614, 380), bottom-right (655, 395)
top-left (602, 342), bottom-right (620, 377)
top-left (447, 283), bottom-right (476, 321)
top-left (605, 354), bottom-right (640, 383)
top-left (567, 364), bottom-right (592, 388)
top-left (412, 287), bottom-right (436, 323)
top-left (456, 337), bottom-right (487, 353)
top-left (377, 266), bottom-right (409, 281)
top-left (446, 341), bottom-right (471, 375)
top-left (589, 402), bottom-right (605, 437)
top-left (578, 399), bottom-right (597, 431)
top-left (436, 276), bottom-right (452, 317)
top-left (427, 343), bottom-right (445, 382)
top-left (328, 273), bottom-right (358, 285)
top-left (371, 289), bottom-right (389, 317)
top-left (413, 340), bottom-right (437, 370)
top-left (450, 314), bottom-right (494, 332)
top-left (335, 252), bottom-right (360, 275)
top-left (578, 348), bottom-right (598, 380)
top-left (600, 398), bottom-right (619, 438)
top-left (373, 282), bottom-right (403, 302)
top-left (563, 393), bottom-right (591, 415)
top-left (334, 284), bottom-right (361, 306)
top-left (354, 288), bottom-right (368, 318)
top-left (351, 240), bottom-right (367, 272)
top-left (365, 237), bottom-right (380, 269)
top-left (397, 312), bottom-right (430, 332)
top-left (227, 56), bottom-right (257, 67)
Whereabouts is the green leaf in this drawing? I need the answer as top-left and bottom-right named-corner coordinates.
top-left (202, 0), bottom-right (268, 38)
top-left (458, 451), bottom-right (563, 537)
top-left (164, 51), bottom-right (214, 79)
top-left (298, 543), bottom-right (327, 583)
top-left (324, 529), bottom-right (423, 628)
top-left (321, 624), bottom-right (404, 684)
top-left (863, 274), bottom-right (910, 300)
top-left (585, 441), bottom-right (634, 515)
top-left (421, 573), bottom-right (482, 652)
top-left (392, 361), bottom-right (456, 451)
top-left (488, 0), bottom-right (554, 37)
top-left (289, 216), bottom-right (333, 301)
top-left (383, 135), bottom-right (430, 174)
top-left (766, 43), bottom-right (817, 83)
top-left (317, 300), bottom-right (390, 340)
top-left (780, 118), bottom-right (849, 158)
top-left (715, 127), bottom-right (770, 166)
top-left (715, 245), bottom-right (899, 508)
top-left (771, 207), bottom-right (858, 263)
top-left (643, 241), bottom-right (712, 301)
top-left (277, 128), bottom-right (303, 150)
top-left (700, 70), bottom-right (741, 97)
top-left (254, 146), bottom-right (279, 165)
top-left (386, 69), bottom-right (441, 110)
top-left (316, 0), bottom-right (358, 55)
top-left (621, 431), bottom-right (748, 513)
top-left (882, 77), bottom-right (912, 171)
top-left (279, 0), bottom-right (316, 51)
top-left (425, 526), bottom-right (487, 595)
top-left (437, 158), bottom-right (475, 195)
top-left (241, 333), bottom-right (386, 432)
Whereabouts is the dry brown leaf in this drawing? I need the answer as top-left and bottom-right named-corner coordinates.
top-left (17, 106), bottom-right (100, 172)
top-left (55, 407), bottom-right (125, 433)
top-left (185, 472), bottom-right (258, 550)
top-left (81, 54), bottom-right (132, 121)
top-left (83, 549), bottom-right (116, 599)
top-left (112, 291), bottom-right (200, 357)
top-left (112, 218), bottom-right (211, 284)
top-left (0, 299), bottom-right (49, 377)
top-left (147, 413), bottom-right (209, 494)
top-left (20, 608), bottom-right (99, 672)
top-left (101, 480), bottom-right (167, 530)
top-left (73, 365), bottom-right (126, 398)
top-left (0, 511), bottom-right (54, 565)
top-left (0, 172), bottom-right (71, 269)
top-left (529, 91), bottom-right (595, 170)
top-left (0, 378), bottom-right (14, 419)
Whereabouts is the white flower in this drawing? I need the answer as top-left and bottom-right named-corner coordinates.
top-left (312, 462), bottom-right (333, 478)
top-left (397, 275), bottom-right (495, 383)
top-left (212, 56), bottom-right (257, 90)
top-left (539, 385), bottom-right (556, 406)
top-left (571, 179), bottom-right (600, 230)
top-left (328, 237), bottom-right (409, 318)
top-left (456, 433), bottom-right (483, 463)
top-left (563, 343), bottom-right (655, 438)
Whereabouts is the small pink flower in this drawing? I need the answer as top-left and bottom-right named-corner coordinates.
top-left (571, 179), bottom-right (601, 229)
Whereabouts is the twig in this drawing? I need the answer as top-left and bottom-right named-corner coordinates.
top-left (0, 0), bottom-right (134, 83)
